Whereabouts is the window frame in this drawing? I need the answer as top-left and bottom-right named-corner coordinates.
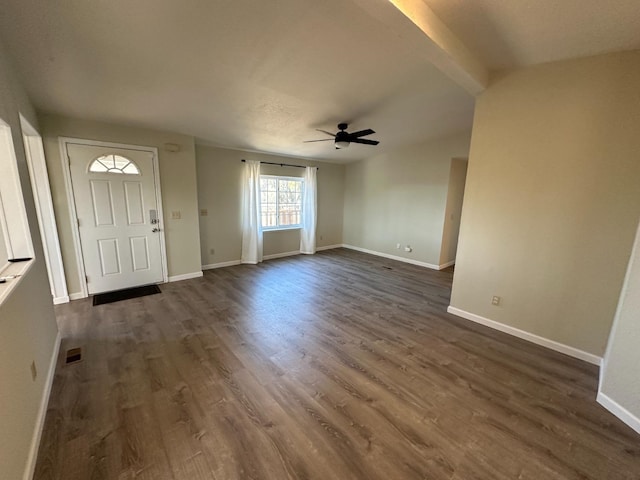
top-left (259, 174), bottom-right (304, 231)
top-left (0, 116), bottom-right (35, 305)
top-left (0, 118), bottom-right (34, 262)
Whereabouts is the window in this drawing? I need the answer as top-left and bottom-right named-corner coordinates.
top-left (0, 118), bottom-right (33, 264)
top-left (0, 117), bottom-right (35, 304)
top-left (260, 176), bottom-right (303, 229)
top-left (89, 154), bottom-right (140, 174)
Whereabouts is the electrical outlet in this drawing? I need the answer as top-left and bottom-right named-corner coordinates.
top-left (320, 235), bottom-right (323, 241)
top-left (210, 248), bottom-right (215, 255)
top-left (171, 211), bottom-right (181, 220)
top-left (30, 361), bottom-right (37, 381)
top-left (396, 243), bottom-right (401, 249)
top-left (404, 246), bottom-right (412, 252)
top-left (492, 296), bottom-right (501, 306)
top-left (200, 209), bottom-right (208, 216)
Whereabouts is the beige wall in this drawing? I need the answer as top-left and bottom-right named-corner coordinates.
top-left (39, 114), bottom-right (202, 294)
top-left (343, 131), bottom-right (472, 267)
top-left (0, 39), bottom-right (59, 480)
top-left (196, 145), bottom-right (345, 266)
top-left (440, 158), bottom-right (468, 265)
top-left (600, 218), bottom-right (640, 425)
top-left (451, 50), bottom-right (640, 356)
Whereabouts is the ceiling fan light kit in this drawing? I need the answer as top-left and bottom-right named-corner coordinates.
top-left (304, 122), bottom-right (379, 149)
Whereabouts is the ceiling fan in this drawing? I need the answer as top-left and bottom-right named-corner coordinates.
top-left (304, 123), bottom-right (379, 149)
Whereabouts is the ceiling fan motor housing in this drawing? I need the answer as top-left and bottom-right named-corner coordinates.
top-left (303, 122), bottom-right (379, 148)
top-left (335, 130), bottom-right (350, 143)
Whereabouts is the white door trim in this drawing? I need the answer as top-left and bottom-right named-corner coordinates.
top-left (59, 137), bottom-right (168, 298)
top-left (20, 115), bottom-right (69, 304)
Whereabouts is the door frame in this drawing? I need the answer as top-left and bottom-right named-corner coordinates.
top-left (20, 115), bottom-right (69, 304)
top-left (59, 137), bottom-right (168, 298)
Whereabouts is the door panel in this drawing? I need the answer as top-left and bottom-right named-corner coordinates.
top-left (98, 238), bottom-right (121, 275)
top-left (124, 181), bottom-right (145, 225)
top-left (130, 236), bottom-right (150, 271)
top-left (68, 143), bottom-right (164, 294)
top-left (90, 180), bottom-right (115, 226)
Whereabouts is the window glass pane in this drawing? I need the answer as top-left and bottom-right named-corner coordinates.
top-left (0, 120), bottom-right (34, 260)
top-left (114, 156), bottom-right (129, 170)
top-left (122, 163), bottom-right (139, 174)
top-left (260, 175), bottom-right (303, 228)
top-left (89, 162), bottom-right (108, 172)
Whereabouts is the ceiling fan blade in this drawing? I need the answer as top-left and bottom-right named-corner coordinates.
top-left (350, 138), bottom-right (379, 145)
top-left (303, 139), bottom-right (335, 143)
top-left (348, 129), bottom-right (375, 138)
top-left (316, 129), bottom-right (336, 137)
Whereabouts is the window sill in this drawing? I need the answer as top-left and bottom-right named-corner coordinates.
top-left (0, 259), bottom-right (35, 307)
top-left (262, 226), bottom-right (302, 233)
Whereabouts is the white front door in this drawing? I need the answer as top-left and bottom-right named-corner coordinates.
top-left (68, 143), bottom-right (165, 294)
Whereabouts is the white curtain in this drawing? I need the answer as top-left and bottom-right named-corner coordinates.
top-left (300, 166), bottom-right (317, 254)
top-left (241, 160), bottom-right (263, 264)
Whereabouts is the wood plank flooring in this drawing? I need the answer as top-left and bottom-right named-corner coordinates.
top-left (35, 249), bottom-right (640, 479)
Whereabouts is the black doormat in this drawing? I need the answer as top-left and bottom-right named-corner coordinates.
top-left (93, 284), bottom-right (161, 306)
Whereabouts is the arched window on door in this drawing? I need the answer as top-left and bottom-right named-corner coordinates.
top-left (89, 154), bottom-right (140, 175)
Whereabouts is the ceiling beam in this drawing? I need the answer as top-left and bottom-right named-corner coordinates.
top-left (359, 0), bottom-right (489, 96)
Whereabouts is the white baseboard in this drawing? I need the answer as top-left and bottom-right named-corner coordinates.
top-left (263, 250), bottom-right (300, 261)
top-left (52, 295), bottom-right (69, 305)
top-left (597, 391), bottom-right (640, 435)
top-left (316, 244), bottom-right (343, 252)
top-left (68, 292), bottom-right (85, 301)
top-left (202, 246), bottom-right (343, 270)
top-left (439, 260), bottom-right (455, 270)
top-left (24, 331), bottom-right (61, 480)
top-left (342, 244), bottom-right (440, 270)
top-left (168, 271), bottom-right (203, 282)
top-left (447, 306), bottom-right (602, 366)
top-left (202, 260), bottom-right (242, 270)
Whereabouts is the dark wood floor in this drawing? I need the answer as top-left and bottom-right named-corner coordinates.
top-left (35, 249), bottom-right (639, 479)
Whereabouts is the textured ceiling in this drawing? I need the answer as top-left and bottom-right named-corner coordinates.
top-left (426, 0), bottom-right (640, 69)
top-left (1, 0), bottom-right (638, 162)
top-left (0, 0), bottom-right (475, 162)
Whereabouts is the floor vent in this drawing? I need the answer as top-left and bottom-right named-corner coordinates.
top-left (65, 347), bottom-right (82, 364)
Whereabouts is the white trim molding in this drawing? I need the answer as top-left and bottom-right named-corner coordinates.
top-left (202, 260), bottom-right (242, 270)
top-left (263, 250), bottom-right (300, 261)
top-left (316, 244), bottom-right (343, 252)
top-left (201, 246), bottom-right (343, 271)
top-left (168, 271), bottom-right (203, 282)
top-left (597, 392), bottom-right (640, 436)
top-left (342, 244), bottom-right (441, 270)
top-left (53, 295), bottom-right (69, 305)
top-left (447, 306), bottom-right (602, 366)
top-left (24, 331), bottom-right (61, 480)
top-left (439, 260), bottom-right (455, 270)
top-left (20, 116), bottom-right (68, 303)
top-left (68, 292), bottom-right (85, 301)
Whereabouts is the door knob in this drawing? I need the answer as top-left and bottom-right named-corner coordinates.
top-left (152, 228), bottom-right (160, 233)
